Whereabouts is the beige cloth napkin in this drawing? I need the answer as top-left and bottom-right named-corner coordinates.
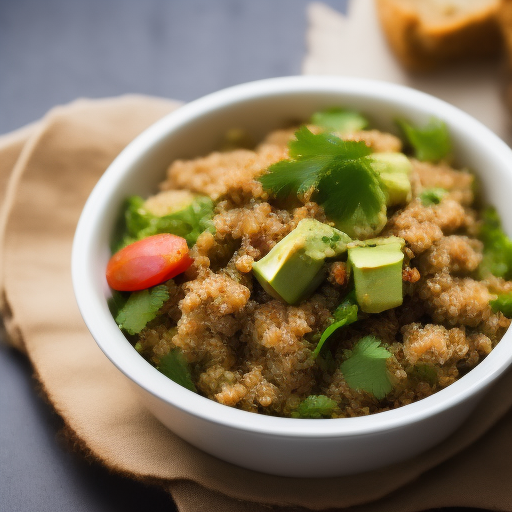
top-left (3, 5), bottom-right (512, 511)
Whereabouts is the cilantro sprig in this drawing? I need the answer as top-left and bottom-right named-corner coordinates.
top-left (292, 395), bottom-right (337, 419)
top-left (340, 336), bottom-right (393, 399)
top-left (396, 117), bottom-right (451, 162)
top-left (410, 364), bottom-right (438, 386)
top-left (258, 127), bottom-right (387, 238)
top-left (312, 292), bottom-right (358, 358)
top-left (115, 284), bottom-right (169, 335)
top-left (157, 348), bottom-right (197, 392)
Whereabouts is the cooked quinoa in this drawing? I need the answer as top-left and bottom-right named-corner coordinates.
top-left (113, 116), bottom-right (511, 419)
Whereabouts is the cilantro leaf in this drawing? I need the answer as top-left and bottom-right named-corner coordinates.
top-left (258, 127), bottom-right (387, 238)
top-left (311, 107), bottom-right (369, 133)
top-left (257, 157), bottom-right (328, 200)
top-left (340, 336), bottom-right (392, 399)
top-left (420, 187), bottom-right (448, 206)
top-left (410, 364), bottom-right (438, 386)
top-left (291, 395), bottom-right (337, 419)
top-left (107, 289), bottom-right (129, 319)
top-left (288, 125), bottom-right (372, 160)
top-left (316, 349), bottom-right (337, 374)
top-left (490, 293), bottom-right (512, 317)
top-left (313, 291), bottom-right (358, 358)
top-left (316, 158), bottom-right (386, 238)
top-left (478, 207), bottom-right (512, 280)
top-left (113, 194), bottom-right (215, 252)
top-left (397, 117), bottom-right (451, 162)
top-left (115, 284), bottom-right (169, 335)
top-left (157, 348), bottom-right (197, 392)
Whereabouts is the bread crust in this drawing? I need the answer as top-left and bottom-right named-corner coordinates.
top-left (497, 0), bottom-right (512, 111)
top-left (376, 0), bottom-right (502, 71)
top-left (498, 0), bottom-right (512, 63)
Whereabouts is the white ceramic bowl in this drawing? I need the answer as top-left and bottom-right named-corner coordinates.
top-left (72, 76), bottom-right (512, 477)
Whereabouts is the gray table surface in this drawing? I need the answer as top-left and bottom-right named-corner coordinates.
top-left (0, 1), bottom-right (484, 511)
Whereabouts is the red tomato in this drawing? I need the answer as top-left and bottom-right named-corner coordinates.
top-left (106, 233), bottom-right (193, 291)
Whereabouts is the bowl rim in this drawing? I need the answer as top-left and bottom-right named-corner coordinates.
top-left (72, 75), bottom-right (512, 438)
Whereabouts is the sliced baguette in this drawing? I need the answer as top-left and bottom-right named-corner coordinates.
top-left (498, 0), bottom-right (512, 66)
top-left (376, 0), bottom-right (502, 71)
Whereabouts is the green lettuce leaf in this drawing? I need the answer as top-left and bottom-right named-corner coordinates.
top-left (340, 336), bottom-right (392, 399)
top-left (115, 284), bottom-right (169, 335)
top-left (113, 194), bottom-right (215, 252)
top-left (157, 348), bottom-right (197, 392)
top-left (292, 395), bottom-right (337, 419)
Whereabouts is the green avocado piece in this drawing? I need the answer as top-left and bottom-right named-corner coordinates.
top-left (252, 219), bottom-right (351, 305)
top-left (369, 153), bottom-right (412, 206)
top-left (348, 236), bottom-right (405, 314)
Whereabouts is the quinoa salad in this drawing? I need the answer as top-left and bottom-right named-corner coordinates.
top-left (106, 108), bottom-right (512, 419)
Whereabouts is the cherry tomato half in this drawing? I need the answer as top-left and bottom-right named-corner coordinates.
top-left (106, 233), bottom-right (193, 291)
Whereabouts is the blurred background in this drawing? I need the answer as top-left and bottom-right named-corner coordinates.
top-left (0, 0), bottom-right (344, 135)
top-left (0, 1), bottom-right (345, 511)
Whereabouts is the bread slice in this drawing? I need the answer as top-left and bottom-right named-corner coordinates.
top-left (497, 1), bottom-right (512, 112)
top-left (498, 0), bottom-right (512, 65)
top-left (376, 0), bottom-right (502, 71)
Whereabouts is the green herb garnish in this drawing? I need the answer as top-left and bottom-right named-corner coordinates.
top-left (316, 349), bottom-right (337, 374)
top-left (258, 126), bottom-right (387, 238)
top-left (157, 348), bottom-right (197, 392)
top-left (292, 395), bottom-right (337, 419)
top-left (340, 336), bottom-right (392, 399)
top-left (397, 117), bottom-right (451, 162)
top-left (490, 292), bottom-right (512, 317)
top-left (115, 284), bottom-right (169, 335)
top-left (313, 292), bottom-right (358, 358)
top-left (113, 194), bottom-right (215, 252)
top-left (311, 107), bottom-right (368, 133)
top-left (420, 187), bottom-right (448, 206)
top-left (410, 364), bottom-right (438, 386)
top-left (478, 207), bottom-right (512, 280)
top-left (107, 289), bottom-right (129, 319)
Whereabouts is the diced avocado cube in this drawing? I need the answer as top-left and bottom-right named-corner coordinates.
top-left (379, 173), bottom-right (412, 207)
top-left (252, 219), bottom-right (351, 305)
top-left (348, 237), bottom-right (405, 314)
top-left (369, 153), bottom-right (411, 178)
top-left (369, 153), bottom-right (412, 206)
